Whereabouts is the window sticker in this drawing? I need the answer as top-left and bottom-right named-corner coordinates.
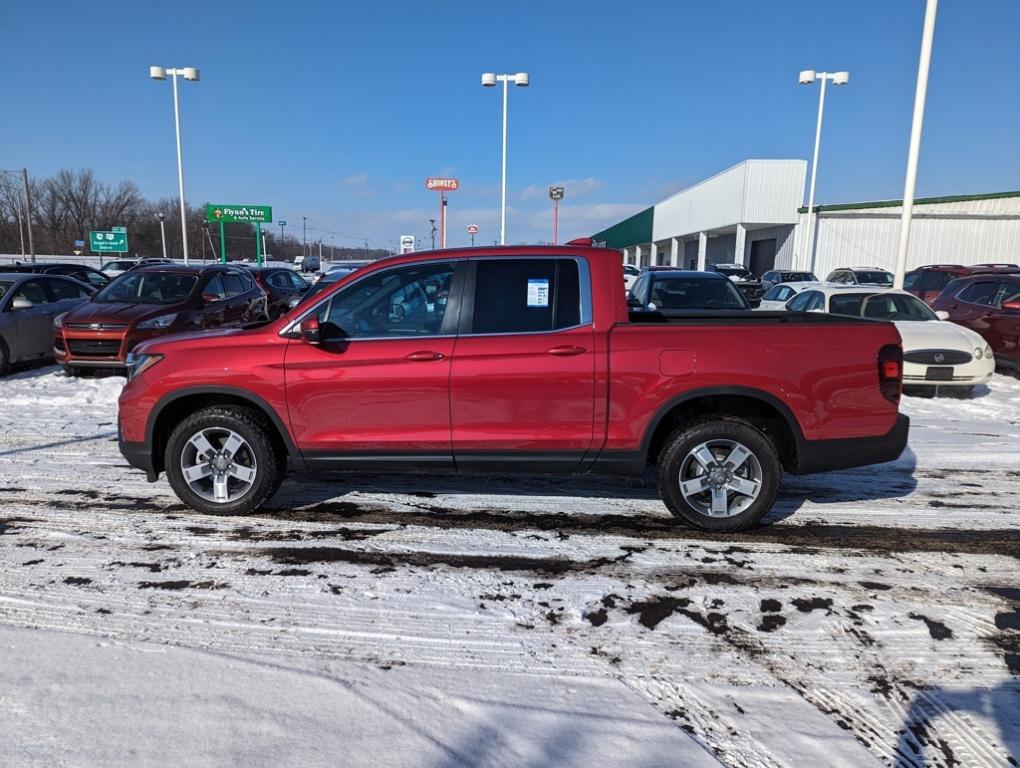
top-left (527, 278), bottom-right (549, 307)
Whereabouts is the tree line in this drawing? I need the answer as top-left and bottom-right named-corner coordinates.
top-left (0, 168), bottom-right (387, 263)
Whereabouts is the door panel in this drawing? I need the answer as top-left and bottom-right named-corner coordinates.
top-left (285, 337), bottom-right (455, 454)
top-left (7, 280), bottom-right (55, 361)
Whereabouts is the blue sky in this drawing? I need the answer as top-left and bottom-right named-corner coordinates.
top-left (3, 0), bottom-right (1018, 250)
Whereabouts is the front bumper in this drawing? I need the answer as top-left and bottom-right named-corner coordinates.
top-left (902, 358), bottom-right (995, 386)
top-left (119, 437), bottom-right (158, 482)
top-left (793, 413), bottom-right (910, 475)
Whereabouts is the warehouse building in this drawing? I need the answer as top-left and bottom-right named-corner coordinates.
top-left (593, 159), bottom-right (1020, 277)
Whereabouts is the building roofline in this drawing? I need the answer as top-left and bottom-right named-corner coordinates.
top-left (659, 158), bottom-right (806, 206)
top-left (798, 190), bottom-right (1020, 214)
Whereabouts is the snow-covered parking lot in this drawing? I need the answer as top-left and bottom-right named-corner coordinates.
top-left (1, 366), bottom-right (1019, 767)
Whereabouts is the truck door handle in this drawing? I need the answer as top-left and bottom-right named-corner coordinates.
top-left (405, 350), bottom-right (444, 362)
top-left (546, 345), bottom-right (587, 357)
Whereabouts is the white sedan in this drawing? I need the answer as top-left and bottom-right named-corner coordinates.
top-left (784, 286), bottom-right (995, 389)
top-left (755, 281), bottom-right (824, 310)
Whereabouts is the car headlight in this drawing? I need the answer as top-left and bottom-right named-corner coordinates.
top-left (136, 313), bottom-right (178, 330)
top-left (985, 345), bottom-right (993, 359)
top-left (975, 347), bottom-right (983, 359)
top-left (125, 352), bottom-right (163, 380)
top-left (52, 311), bottom-right (67, 330)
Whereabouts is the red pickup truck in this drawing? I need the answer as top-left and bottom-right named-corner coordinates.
top-left (118, 246), bottom-right (908, 532)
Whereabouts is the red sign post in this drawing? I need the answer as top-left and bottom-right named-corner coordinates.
top-left (426, 178), bottom-right (459, 248)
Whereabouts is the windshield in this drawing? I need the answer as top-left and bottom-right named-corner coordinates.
top-left (95, 272), bottom-right (198, 304)
top-left (103, 261), bottom-right (133, 270)
top-left (784, 271), bottom-right (816, 282)
top-left (829, 292), bottom-right (937, 321)
top-left (0, 281), bottom-right (12, 300)
top-left (649, 277), bottom-right (748, 310)
top-left (854, 271), bottom-right (894, 286)
top-left (714, 265), bottom-right (755, 281)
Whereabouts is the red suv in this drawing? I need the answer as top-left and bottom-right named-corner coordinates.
top-left (904, 264), bottom-right (1020, 305)
top-left (54, 265), bottom-right (268, 374)
top-left (930, 272), bottom-right (1020, 372)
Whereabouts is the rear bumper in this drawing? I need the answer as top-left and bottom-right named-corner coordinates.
top-left (792, 413), bottom-right (910, 475)
top-left (119, 438), bottom-right (158, 482)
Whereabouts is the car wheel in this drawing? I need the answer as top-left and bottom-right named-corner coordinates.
top-left (62, 365), bottom-right (80, 377)
top-left (657, 417), bottom-right (780, 532)
top-left (0, 337), bottom-right (9, 376)
top-left (165, 406), bottom-right (285, 516)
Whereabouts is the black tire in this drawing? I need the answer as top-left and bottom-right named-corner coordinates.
top-left (165, 405), bottom-right (285, 516)
top-left (63, 365), bottom-right (80, 377)
top-left (0, 337), bottom-right (9, 377)
top-left (657, 416), bottom-right (781, 532)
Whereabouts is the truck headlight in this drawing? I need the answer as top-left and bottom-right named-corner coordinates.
top-left (137, 313), bottom-right (178, 330)
top-left (53, 311), bottom-right (67, 330)
top-left (125, 352), bottom-right (163, 380)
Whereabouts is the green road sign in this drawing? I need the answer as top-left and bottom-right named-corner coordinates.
top-left (89, 230), bottom-right (128, 253)
top-left (206, 204), bottom-right (272, 224)
top-left (111, 226), bottom-right (127, 233)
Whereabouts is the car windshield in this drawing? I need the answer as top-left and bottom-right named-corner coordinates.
top-left (714, 265), bottom-right (755, 281)
top-left (649, 277), bottom-right (748, 310)
top-left (104, 261), bottom-right (133, 270)
top-left (784, 271), bottom-right (816, 282)
top-left (0, 280), bottom-right (12, 300)
top-left (95, 272), bottom-right (198, 304)
top-left (830, 292), bottom-right (937, 321)
top-left (763, 285), bottom-right (792, 301)
top-left (854, 271), bottom-right (894, 286)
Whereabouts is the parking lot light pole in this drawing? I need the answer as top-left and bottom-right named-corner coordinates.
top-left (481, 72), bottom-right (529, 245)
top-left (150, 65), bottom-right (199, 265)
top-left (893, 0), bottom-right (938, 289)
top-left (157, 212), bottom-right (167, 258)
top-left (798, 69), bottom-right (849, 273)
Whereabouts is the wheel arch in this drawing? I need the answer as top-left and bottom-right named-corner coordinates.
top-left (642, 387), bottom-right (804, 473)
top-left (147, 387), bottom-right (299, 475)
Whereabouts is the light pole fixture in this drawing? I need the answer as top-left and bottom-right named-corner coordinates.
top-left (157, 212), bottom-right (167, 258)
top-left (798, 69), bottom-right (849, 272)
top-left (481, 71), bottom-right (529, 245)
top-left (150, 65), bottom-right (200, 265)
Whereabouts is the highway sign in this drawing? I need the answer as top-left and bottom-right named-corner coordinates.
top-left (89, 230), bottom-right (128, 253)
top-left (206, 204), bottom-right (273, 224)
top-left (74, 239), bottom-right (85, 248)
top-left (425, 178), bottom-right (459, 192)
top-left (112, 226), bottom-right (127, 233)
top-left (466, 224), bottom-right (479, 235)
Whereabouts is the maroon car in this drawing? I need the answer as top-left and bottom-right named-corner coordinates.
top-left (54, 264), bottom-right (269, 375)
top-left (931, 272), bottom-right (1020, 372)
top-left (904, 263), bottom-right (1020, 305)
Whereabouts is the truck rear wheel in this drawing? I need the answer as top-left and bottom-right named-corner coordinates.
top-left (657, 417), bottom-right (780, 532)
top-left (165, 406), bottom-right (285, 516)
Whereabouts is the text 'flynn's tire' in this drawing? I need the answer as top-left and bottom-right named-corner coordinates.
top-left (657, 416), bottom-right (781, 533)
top-left (165, 405), bottom-right (284, 516)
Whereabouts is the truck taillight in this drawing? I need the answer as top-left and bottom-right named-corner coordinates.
top-left (878, 344), bottom-right (903, 404)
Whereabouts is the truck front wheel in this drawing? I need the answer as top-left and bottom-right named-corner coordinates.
top-left (165, 406), bottom-right (285, 516)
top-left (657, 417), bottom-right (780, 532)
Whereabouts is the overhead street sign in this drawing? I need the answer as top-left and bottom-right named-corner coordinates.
top-left (425, 178), bottom-right (459, 192)
top-left (205, 204), bottom-right (273, 224)
top-left (89, 230), bottom-right (128, 253)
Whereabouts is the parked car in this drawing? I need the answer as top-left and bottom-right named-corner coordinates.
top-left (5, 262), bottom-right (110, 290)
top-left (903, 264), bottom-right (1020, 305)
top-left (787, 285), bottom-right (994, 390)
top-left (302, 265), bottom-right (365, 301)
top-left (54, 264), bottom-right (269, 374)
top-left (623, 263), bottom-right (641, 291)
top-left (294, 254), bottom-right (320, 273)
top-left (708, 263), bottom-right (766, 304)
top-left (243, 266), bottom-right (309, 318)
top-left (118, 245), bottom-right (908, 533)
top-left (755, 281), bottom-right (822, 311)
top-left (760, 270), bottom-right (818, 291)
top-left (825, 267), bottom-right (895, 286)
top-left (0, 273), bottom-right (94, 375)
top-left (930, 272), bottom-right (1020, 372)
top-left (628, 270), bottom-right (751, 312)
top-left (100, 259), bottom-right (140, 278)
top-left (310, 261), bottom-right (371, 285)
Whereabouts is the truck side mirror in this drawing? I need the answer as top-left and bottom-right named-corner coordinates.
top-left (299, 315), bottom-right (321, 345)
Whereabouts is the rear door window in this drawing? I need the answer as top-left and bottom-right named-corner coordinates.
top-left (469, 259), bottom-right (582, 334)
top-left (221, 273), bottom-right (245, 297)
top-left (12, 279), bottom-right (49, 306)
top-left (204, 276), bottom-right (226, 301)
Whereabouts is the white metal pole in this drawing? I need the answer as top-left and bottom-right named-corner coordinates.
top-left (500, 76), bottom-right (508, 246)
top-left (893, 0), bottom-right (938, 289)
top-left (170, 70), bottom-right (190, 265)
top-left (804, 75), bottom-right (827, 273)
top-left (159, 218), bottom-right (167, 258)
